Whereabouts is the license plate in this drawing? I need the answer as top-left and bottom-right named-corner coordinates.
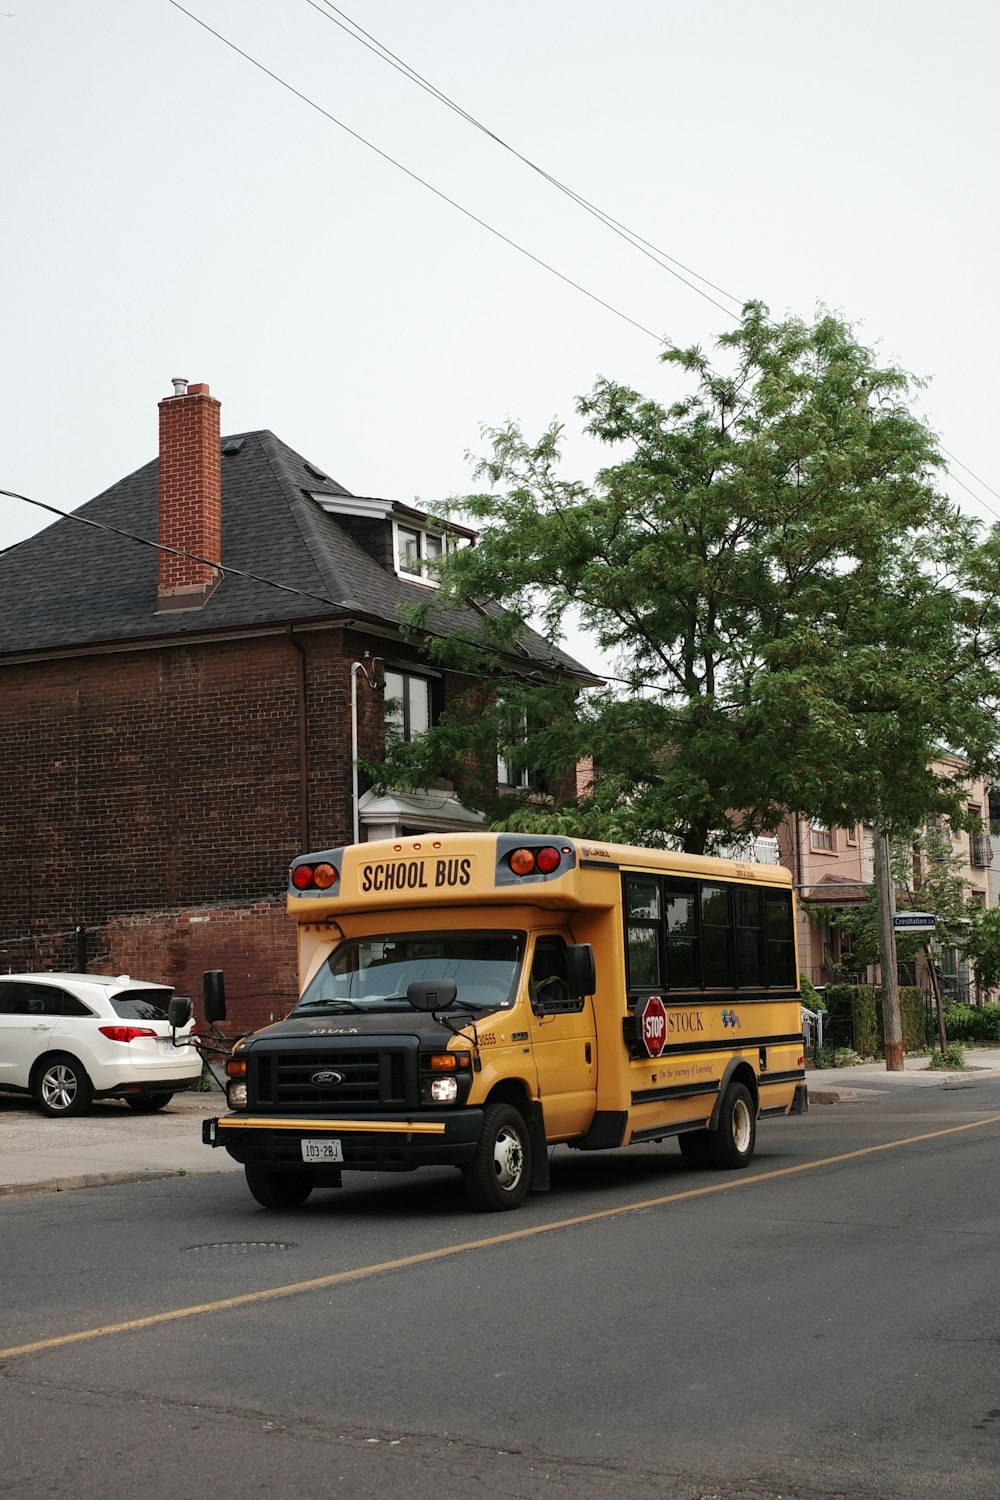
top-left (301, 1138), bottom-right (343, 1163)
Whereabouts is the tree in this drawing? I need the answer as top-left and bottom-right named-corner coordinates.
top-left (378, 304), bottom-right (1000, 1058)
top-left (965, 905), bottom-right (1000, 994)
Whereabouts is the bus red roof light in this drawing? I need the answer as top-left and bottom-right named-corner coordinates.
top-left (535, 846), bottom-right (561, 874)
top-left (291, 865), bottom-right (315, 890)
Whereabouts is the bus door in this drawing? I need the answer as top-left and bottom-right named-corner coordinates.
top-left (526, 933), bottom-right (597, 1139)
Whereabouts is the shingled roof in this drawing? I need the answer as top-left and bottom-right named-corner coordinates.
top-left (0, 429), bottom-right (596, 680)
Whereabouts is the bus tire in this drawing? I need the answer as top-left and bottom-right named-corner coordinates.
top-left (244, 1162), bottom-right (316, 1209)
top-left (708, 1081), bottom-right (756, 1169)
top-left (678, 1128), bottom-right (713, 1169)
top-left (462, 1102), bottom-right (532, 1211)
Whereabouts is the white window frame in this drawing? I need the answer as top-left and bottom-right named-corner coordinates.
top-left (383, 668), bottom-right (433, 745)
top-left (392, 521), bottom-right (456, 587)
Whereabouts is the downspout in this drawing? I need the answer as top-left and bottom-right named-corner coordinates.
top-left (288, 629), bottom-right (310, 850)
top-left (351, 657), bottom-right (384, 845)
top-left (351, 662), bottom-right (362, 845)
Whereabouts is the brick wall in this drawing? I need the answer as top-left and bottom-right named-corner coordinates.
top-left (0, 626), bottom-right (379, 1012)
top-left (1, 622), bottom-right (482, 1023)
top-left (99, 899), bottom-right (297, 1033)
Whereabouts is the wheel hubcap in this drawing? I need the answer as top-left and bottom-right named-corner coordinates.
top-left (42, 1066), bottom-right (77, 1111)
top-left (493, 1126), bottom-right (524, 1191)
top-left (733, 1098), bottom-right (752, 1153)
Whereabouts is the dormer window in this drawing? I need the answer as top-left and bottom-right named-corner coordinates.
top-left (394, 523), bottom-right (454, 585)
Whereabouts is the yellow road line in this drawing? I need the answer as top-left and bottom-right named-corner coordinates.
top-left (4, 1113), bottom-right (998, 1362)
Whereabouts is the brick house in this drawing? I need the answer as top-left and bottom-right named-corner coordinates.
top-left (0, 380), bottom-right (590, 1028)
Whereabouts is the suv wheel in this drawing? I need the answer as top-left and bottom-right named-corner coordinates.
top-left (34, 1054), bottom-right (93, 1117)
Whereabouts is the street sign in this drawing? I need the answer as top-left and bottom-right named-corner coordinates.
top-left (893, 912), bottom-right (936, 932)
top-left (639, 994), bottom-right (668, 1057)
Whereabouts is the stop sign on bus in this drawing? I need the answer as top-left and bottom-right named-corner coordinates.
top-left (639, 994), bottom-right (668, 1058)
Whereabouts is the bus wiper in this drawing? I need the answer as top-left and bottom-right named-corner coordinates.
top-left (296, 999), bottom-right (366, 1013)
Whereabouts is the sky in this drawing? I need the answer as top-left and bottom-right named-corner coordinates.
top-left (3, 0), bottom-right (1000, 675)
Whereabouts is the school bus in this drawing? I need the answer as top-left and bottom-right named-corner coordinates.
top-left (197, 832), bottom-right (807, 1211)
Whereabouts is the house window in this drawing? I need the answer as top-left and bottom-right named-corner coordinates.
top-left (811, 820), bottom-right (833, 851)
top-left (384, 669), bottom-right (432, 744)
top-left (845, 825), bottom-right (858, 847)
top-left (394, 523), bottom-right (452, 585)
top-left (497, 702), bottom-right (530, 789)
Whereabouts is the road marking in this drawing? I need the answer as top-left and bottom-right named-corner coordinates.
top-left (3, 1112), bottom-right (999, 1362)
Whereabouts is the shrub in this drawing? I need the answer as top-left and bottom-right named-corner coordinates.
top-left (800, 973), bottom-right (824, 1012)
top-left (943, 1003), bottom-right (1000, 1044)
top-left (898, 987), bottom-right (927, 1053)
top-left (928, 1041), bottom-right (966, 1070)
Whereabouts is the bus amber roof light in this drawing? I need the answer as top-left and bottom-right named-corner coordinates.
top-left (291, 865), bottom-right (314, 891)
top-left (535, 846), bottom-right (561, 875)
top-left (313, 863), bottom-right (337, 890)
top-left (509, 848), bottom-right (536, 876)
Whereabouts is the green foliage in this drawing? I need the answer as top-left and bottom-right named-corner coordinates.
top-left (378, 302), bottom-right (1000, 853)
top-left (942, 1003), bottom-right (1000, 1043)
top-left (964, 906), bottom-right (1000, 992)
top-left (898, 986), bottom-right (928, 1052)
top-left (928, 1041), bottom-right (966, 1070)
top-left (821, 983), bottom-right (924, 1055)
top-left (799, 973), bottom-right (823, 1012)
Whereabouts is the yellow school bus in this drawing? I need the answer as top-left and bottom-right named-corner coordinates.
top-left (199, 831), bottom-right (807, 1211)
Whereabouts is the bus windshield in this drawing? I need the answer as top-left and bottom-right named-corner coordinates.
top-left (295, 930), bottom-right (525, 1015)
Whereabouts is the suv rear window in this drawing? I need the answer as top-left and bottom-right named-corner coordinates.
top-left (109, 989), bottom-right (173, 1022)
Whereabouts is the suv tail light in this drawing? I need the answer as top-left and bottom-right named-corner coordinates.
top-left (98, 1025), bottom-right (158, 1044)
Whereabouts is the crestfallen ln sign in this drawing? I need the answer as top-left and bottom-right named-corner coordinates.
top-left (893, 912), bottom-right (936, 932)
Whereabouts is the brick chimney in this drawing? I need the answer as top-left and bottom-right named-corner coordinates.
top-left (156, 378), bottom-right (222, 612)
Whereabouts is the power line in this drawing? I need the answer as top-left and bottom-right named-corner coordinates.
top-left (305, 0), bottom-right (745, 319)
top-left (163, 0), bottom-right (663, 341)
top-left (306, 5), bottom-right (1000, 523)
top-left (164, 3), bottom-right (1000, 521)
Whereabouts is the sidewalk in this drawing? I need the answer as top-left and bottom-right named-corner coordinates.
top-left (0, 1083), bottom-right (241, 1199)
top-left (805, 1046), bottom-right (1000, 1102)
top-left (4, 1051), bottom-right (1000, 1198)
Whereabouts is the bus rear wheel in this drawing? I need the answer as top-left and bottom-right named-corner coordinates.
top-left (678, 1128), bottom-right (713, 1169)
top-left (708, 1081), bottom-right (756, 1169)
top-left (462, 1103), bottom-right (532, 1211)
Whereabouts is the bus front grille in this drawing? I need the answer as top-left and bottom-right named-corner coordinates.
top-left (250, 1049), bottom-right (411, 1111)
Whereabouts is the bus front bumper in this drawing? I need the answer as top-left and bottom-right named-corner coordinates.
top-left (202, 1108), bottom-right (484, 1174)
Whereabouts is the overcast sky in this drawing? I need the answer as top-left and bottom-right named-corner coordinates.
top-left (3, 1), bottom-right (999, 674)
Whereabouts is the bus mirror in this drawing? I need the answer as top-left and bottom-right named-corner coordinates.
top-left (566, 943), bottom-right (596, 998)
top-left (407, 979), bottom-right (458, 1013)
top-left (168, 995), bottom-right (193, 1030)
top-left (202, 969), bottom-right (227, 1024)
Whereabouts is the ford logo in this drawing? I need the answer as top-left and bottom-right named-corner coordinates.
top-left (310, 1070), bottom-right (344, 1087)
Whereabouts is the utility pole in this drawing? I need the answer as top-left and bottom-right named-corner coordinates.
top-left (873, 827), bottom-right (904, 1071)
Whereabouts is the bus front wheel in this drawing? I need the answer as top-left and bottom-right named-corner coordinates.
top-left (462, 1103), bottom-right (532, 1211)
top-left (708, 1081), bottom-right (756, 1169)
top-left (244, 1162), bottom-right (316, 1209)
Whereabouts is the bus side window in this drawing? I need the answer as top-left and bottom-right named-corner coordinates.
top-left (530, 936), bottom-right (570, 1011)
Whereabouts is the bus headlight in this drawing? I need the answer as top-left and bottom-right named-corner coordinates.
top-left (227, 1081), bottom-right (248, 1109)
top-left (422, 1076), bottom-right (460, 1105)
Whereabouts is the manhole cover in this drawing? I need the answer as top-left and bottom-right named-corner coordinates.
top-left (184, 1241), bottom-right (297, 1254)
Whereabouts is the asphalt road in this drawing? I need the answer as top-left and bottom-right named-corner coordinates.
top-left (2, 1080), bottom-right (999, 1500)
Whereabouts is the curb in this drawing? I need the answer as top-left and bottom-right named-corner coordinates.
top-left (0, 1164), bottom-right (241, 1200)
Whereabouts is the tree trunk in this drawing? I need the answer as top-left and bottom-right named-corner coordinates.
top-left (874, 827), bottom-right (904, 1071)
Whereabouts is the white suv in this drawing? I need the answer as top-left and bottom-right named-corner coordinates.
top-left (0, 973), bottom-right (202, 1117)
